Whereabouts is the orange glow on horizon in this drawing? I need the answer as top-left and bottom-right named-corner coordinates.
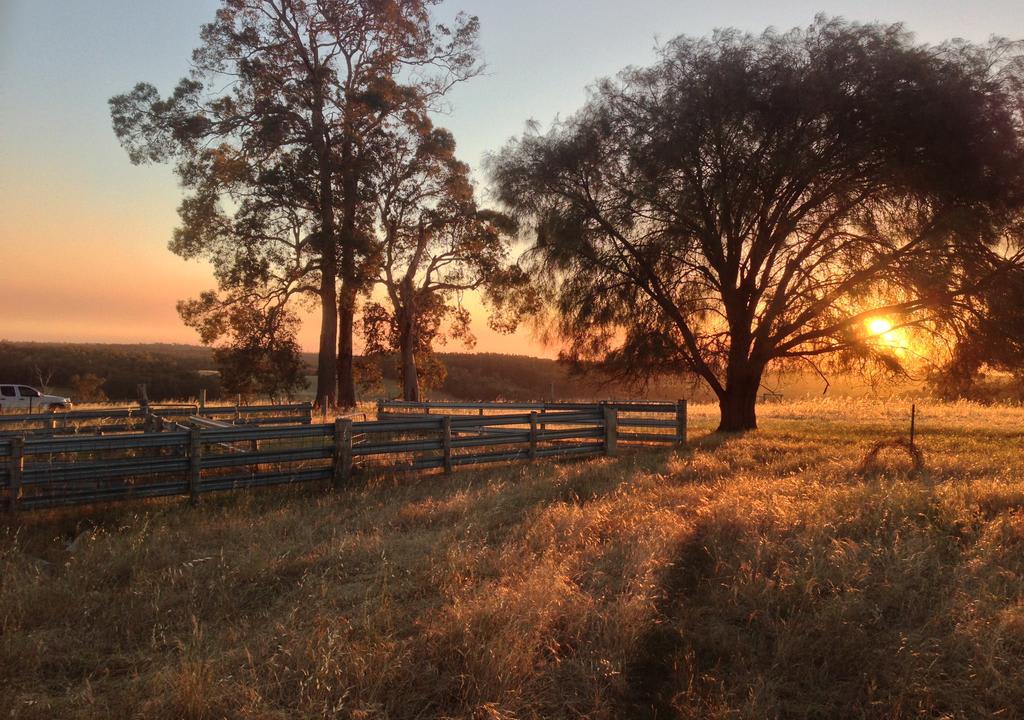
top-left (0, 174), bottom-right (551, 357)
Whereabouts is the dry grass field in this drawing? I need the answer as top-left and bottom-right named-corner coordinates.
top-left (3, 399), bottom-right (1024, 719)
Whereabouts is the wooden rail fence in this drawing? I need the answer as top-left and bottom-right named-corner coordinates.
top-left (1, 401), bottom-right (686, 511)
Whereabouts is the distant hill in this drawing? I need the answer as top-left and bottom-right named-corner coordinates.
top-left (0, 341), bottom-right (706, 404)
top-left (424, 352), bottom-right (707, 402)
top-left (431, 354), bottom-right (937, 403)
top-left (0, 340), bottom-right (221, 402)
top-left (0, 341), bottom-right (927, 405)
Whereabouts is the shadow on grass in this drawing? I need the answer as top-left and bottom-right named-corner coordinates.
top-left (688, 431), bottom-right (747, 453)
top-left (622, 516), bottom-right (744, 718)
top-left (618, 478), bottom-right (1024, 719)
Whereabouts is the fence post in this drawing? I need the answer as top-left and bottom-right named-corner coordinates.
top-left (376, 399), bottom-right (384, 420)
top-left (188, 427), bottom-right (202, 506)
top-left (529, 411), bottom-right (538, 460)
top-left (333, 418), bottom-right (353, 487)
top-left (604, 405), bottom-right (618, 457)
top-left (302, 402), bottom-right (313, 425)
top-left (138, 383), bottom-right (153, 432)
top-left (442, 416), bottom-right (453, 474)
top-left (8, 437), bottom-right (24, 511)
top-left (910, 404), bottom-right (916, 447)
top-left (675, 399), bottom-right (688, 445)
top-left (199, 389), bottom-right (207, 413)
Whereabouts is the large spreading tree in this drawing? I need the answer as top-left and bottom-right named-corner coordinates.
top-left (111, 0), bottom-right (480, 407)
top-left (491, 18), bottom-right (1024, 431)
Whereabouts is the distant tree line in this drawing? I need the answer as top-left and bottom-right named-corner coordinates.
top-left (0, 342), bottom-right (705, 405)
top-left (435, 354), bottom-right (704, 402)
top-left (369, 352), bottom-right (707, 402)
top-left (11, 339), bottom-right (1024, 406)
top-left (0, 342), bottom-right (222, 402)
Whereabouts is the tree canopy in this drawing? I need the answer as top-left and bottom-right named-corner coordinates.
top-left (491, 17), bottom-right (1024, 430)
top-left (362, 123), bottom-right (524, 400)
top-left (179, 290), bottom-right (308, 400)
top-left (111, 0), bottom-right (481, 407)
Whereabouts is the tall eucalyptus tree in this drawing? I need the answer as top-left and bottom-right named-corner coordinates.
top-left (111, 0), bottom-right (481, 406)
top-left (364, 124), bottom-right (524, 400)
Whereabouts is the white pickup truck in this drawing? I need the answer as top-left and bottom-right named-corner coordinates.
top-left (0, 385), bottom-right (72, 413)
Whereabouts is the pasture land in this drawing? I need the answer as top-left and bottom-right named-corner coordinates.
top-left (2, 400), bottom-right (1024, 718)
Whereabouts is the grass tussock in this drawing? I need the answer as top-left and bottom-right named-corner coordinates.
top-left (2, 399), bottom-right (1024, 718)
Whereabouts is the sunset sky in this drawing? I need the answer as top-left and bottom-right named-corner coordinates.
top-left (2, 0), bottom-right (1023, 354)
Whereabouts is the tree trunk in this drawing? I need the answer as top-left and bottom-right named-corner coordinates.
top-left (398, 307), bottom-right (419, 402)
top-left (315, 275), bottom-right (338, 408)
top-left (336, 141), bottom-right (359, 410)
top-left (312, 99), bottom-right (337, 409)
top-left (716, 365), bottom-right (763, 432)
top-left (337, 288), bottom-right (357, 409)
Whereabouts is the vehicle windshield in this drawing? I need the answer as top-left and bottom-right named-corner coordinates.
top-left (19, 386), bottom-right (40, 398)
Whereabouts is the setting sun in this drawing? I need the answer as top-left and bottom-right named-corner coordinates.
top-left (865, 317), bottom-right (911, 354)
top-left (868, 318), bottom-right (893, 336)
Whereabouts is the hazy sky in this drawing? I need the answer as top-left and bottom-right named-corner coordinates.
top-left (2, 0), bottom-right (1023, 354)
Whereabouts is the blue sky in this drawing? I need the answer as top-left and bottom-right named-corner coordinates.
top-left (2, 1), bottom-right (1023, 352)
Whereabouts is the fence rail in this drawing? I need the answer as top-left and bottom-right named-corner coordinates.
top-left (2, 401), bottom-right (686, 511)
top-left (377, 399), bottom-right (683, 413)
top-left (0, 402), bottom-right (314, 437)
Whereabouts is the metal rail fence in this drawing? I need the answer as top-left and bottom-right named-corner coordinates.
top-left (0, 402), bottom-right (314, 437)
top-left (378, 399), bottom-right (688, 445)
top-left (2, 401), bottom-right (686, 511)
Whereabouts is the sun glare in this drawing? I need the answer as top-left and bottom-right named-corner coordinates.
top-left (868, 318), bottom-right (893, 336)
top-left (866, 317), bottom-right (908, 352)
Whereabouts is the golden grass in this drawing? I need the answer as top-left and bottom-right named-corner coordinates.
top-left (3, 399), bottom-right (1024, 718)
